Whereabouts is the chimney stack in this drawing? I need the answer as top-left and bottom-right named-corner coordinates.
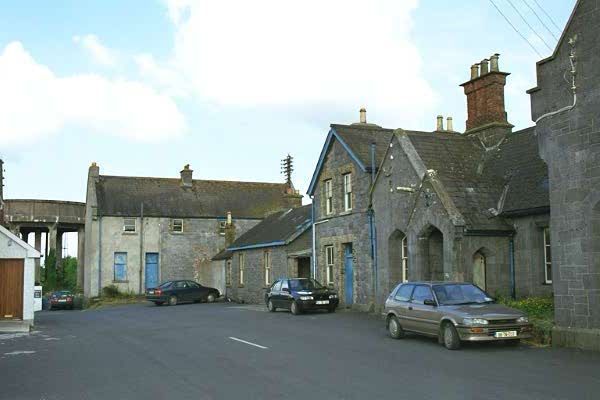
top-left (460, 53), bottom-right (512, 140)
top-left (359, 108), bottom-right (367, 124)
top-left (180, 164), bottom-right (193, 187)
top-left (436, 115), bottom-right (444, 131)
top-left (446, 117), bottom-right (454, 132)
top-left (226, 211), bottom-right (232, 226)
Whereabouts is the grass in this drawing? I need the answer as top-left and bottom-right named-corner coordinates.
top-left (85, 285), bottom-right (146, 309)
top-left (497, 295), bottom-right (554, 345)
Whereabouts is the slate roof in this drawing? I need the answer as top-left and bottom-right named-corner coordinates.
top-left (212, 248), bottom-right (233, 261)
top-left (228, 205), bottom-right (312, 250)
top-left (95, 176), bottom-right (291, 219)
top-left (331, 124), bottom-right (394, 169)
top-left (404, 127), bottom-right (548, 231)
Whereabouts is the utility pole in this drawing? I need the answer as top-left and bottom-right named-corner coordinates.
top-left (281, 154), bottom-right (294, 187)
top-left (0, 159), bottom-right (5, 227)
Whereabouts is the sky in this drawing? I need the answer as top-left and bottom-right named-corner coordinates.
top-left (0, 0), bottom-right (576, 256)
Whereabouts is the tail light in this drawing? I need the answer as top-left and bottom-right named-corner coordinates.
top-left (155, 289), bottom-right (162, 295)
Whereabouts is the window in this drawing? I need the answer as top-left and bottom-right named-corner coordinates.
top-left (174, 281), bottom-right (188, 289)
top-left (219, 221), bottom-right (227, 236)
top-left (281, 280), bottom-right (289, 291)
top-left (394, 284), bottom-right (414, 302)
top-left (410, 285), bottom-right (434, 304)
top-left (401, 236), bottom-right (409, 282)
top-left (123, 218), bottom-right (136, 233)
top-left (343, 173), bottom-right (353, 211)
top-left (325, 245), bottom-right (334, 285)
top-left (187, 281), bottom-right (200, 288)
top-left (324, 179), bottom-right (333, 215)
top-left (264, 251), bottom-right (271, 286)
top-left (272, 280), bottom-right (282, 292)
top-left (543, 228), bottom-right (552, 284)
top-left (226, 260), bottom-right (232, 286)
top-left (114, 252), bottom-right (127, 281)
top-left (171, 219), bottom-right (183, 233)
top-left (238, 253), bottom-right (245, 286)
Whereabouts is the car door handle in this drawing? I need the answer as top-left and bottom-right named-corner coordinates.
top-left (408, 306), bottom-right (413, 311)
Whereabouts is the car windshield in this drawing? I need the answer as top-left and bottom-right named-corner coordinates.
top-left (289, 278), bottom-right (323, 291)
top-left (432, 284), bottom-right (494, 305)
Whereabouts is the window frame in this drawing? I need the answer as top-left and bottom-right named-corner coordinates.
top-left (264, 250), bottom-right (272, 287)
top-left (543, 227), bottom-right (552, 284)
top-left (325, 245), bottom-right (334, 285)
top-left (324, 179), bottom-right (333, 215)
top-left (343, 173), bottom-right (353, 211)
top-left (113, 252), bottom-right (128, 282)
top-left (238, 253), bottom-right (245, 286)
top-left (226, 260), bottom-right (232, 287)
top-left (171, 219), bottom-right (184, 233)
top-left (123, 218), bottom-right (136, 233)
top-left (410, 285), bottom-right (434, 305)
top-left (401, 235), bottom-right (408, 282)
top-left (394, 284), bottom-right (415, 302)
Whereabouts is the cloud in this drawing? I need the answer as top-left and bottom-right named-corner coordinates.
top-left (153, 0), bottom-right (436, 126)
top-left (0, 41), bottom-right (187, 146)
top-left (73, 34), bottom-right (117, 67)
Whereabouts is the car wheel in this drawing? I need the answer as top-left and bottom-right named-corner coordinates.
top-left (168, 295), bottom-right (178, 306)
top-left (290, 301), bottom-right (302, 315)
top-left (267, 299), bottom-right (277, 312)
top-left (506, 339), bottom-right (521, 346)
top-left (388, 315), bottom-right (405, 339)
top-left (207, 293), bottom-right (216, 303)
top-left (154, 302), bottom-right (164, 306)
top-left (442, 322), bottom-right (461, 350)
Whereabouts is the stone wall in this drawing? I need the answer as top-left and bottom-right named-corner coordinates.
top-left (528, 0), bottom-right (600, 350)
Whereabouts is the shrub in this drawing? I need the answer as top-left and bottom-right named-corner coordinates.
top-left (102, 285), bottom-right (121, 298)
top-left (497, 295), bottom-right (554, 345)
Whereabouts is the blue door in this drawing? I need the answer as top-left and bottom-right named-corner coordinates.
top-left (145, 253), bottom-right (159, 289)
top-left (344, 244), bottom-right (353, 305)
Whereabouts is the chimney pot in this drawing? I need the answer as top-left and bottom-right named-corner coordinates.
top-left (359, 108), bottom-right (367, 124)
top-left (470, 64), bottom-right (480, 80)
top-left (180, 164), bottom-right (193, 187)
top-left (446, 117), bottom-right (454, 132)
top-left (226, 211), bottom-right (232, 226)
top-left (490, 53), bottom-right (500, 72)
top-left (480, 58), bottom-right (489, 75)
top-left (436, 115), bottom-right (444, 131)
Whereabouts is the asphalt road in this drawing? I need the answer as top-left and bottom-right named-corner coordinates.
top-left (1, 302), bottom-right (599, 400)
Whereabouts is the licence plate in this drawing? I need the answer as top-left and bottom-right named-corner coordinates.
top-left (316, 300), bottom-right (329, 305)
top-left (494, 330), bottom-right (517, 338)
top-left (148, 290), bottom-right (154, 295)
top-left (58, 299), bottom-right (67, 302)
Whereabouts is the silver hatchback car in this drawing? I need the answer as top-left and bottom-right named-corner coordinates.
top-left (384, 282), bottom-right (533, 350)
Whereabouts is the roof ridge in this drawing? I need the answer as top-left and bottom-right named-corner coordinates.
top-left (99, 175), bottom-right (287, 186)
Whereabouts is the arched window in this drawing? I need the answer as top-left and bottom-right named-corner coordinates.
top-left (401, 236), bottom-right (408, 282)
top-left (473, 251), bottom-right (486, 290)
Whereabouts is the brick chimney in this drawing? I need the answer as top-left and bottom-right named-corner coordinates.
top-left (180, 164), bottom-right (193, 187)
top-left (460, 53), bottom-right (513, 146)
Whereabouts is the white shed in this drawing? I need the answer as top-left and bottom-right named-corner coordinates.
top-left (0, 224), bottom-right (40, 332)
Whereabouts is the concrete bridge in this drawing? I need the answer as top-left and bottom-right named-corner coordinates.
top-left (2, 199), bottom-right (86, 286)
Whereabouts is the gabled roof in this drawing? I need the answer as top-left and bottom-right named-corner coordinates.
top-left (388, 127), bottom-right (548, 231)
top-left (227, 205), bottom-right (312, 251)
top-left (95, 176), bottom-right (291, 219)
top-left (307, 124), bottom-right (393, 195)
top-left (212, 248), bottom-right (233, 261)
top-left (0, 224), bottom-right (41, 258)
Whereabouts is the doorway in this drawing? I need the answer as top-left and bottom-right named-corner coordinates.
top-left (145, 253), bottom-right (159, 289)
top-left (297, 257), bottom-right (311, 278)
top-left (344, 244), bottom-right (353, 305)
top-left (473, 252), bottom-right (486, 290)
top-left (0, 259), bottom-right (24, 320)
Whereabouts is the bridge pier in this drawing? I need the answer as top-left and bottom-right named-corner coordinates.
top-left (34, 231), bottom-right (42, 283)
top-left (78, 226), bottom-right (85, 290)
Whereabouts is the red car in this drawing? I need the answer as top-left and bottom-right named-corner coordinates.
top-left (48, 290), bottom-right (75, 310)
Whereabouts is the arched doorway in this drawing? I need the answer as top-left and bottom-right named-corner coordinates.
top-left (473, 251), bottom-right (486, 290)
top-left (420, 225), bottom-right (444, 281)
top-left (388, 230), bottom-right (409, 287)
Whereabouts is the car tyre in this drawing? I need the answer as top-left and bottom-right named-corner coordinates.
top-left (207, 293), bottom-right (216, 303)
top-left (290, 301), bottom-right (302, 315)
top-left (506, 339), bottom-right (521, 346)
top-left (388, 315), bottom-right (405, 339)
top-left (168, 295), bottom-right (178, 306)
top-left (154, 302), bottom-right (164, 306)
top-left (267, 299), bottom-right (277, 312)
top-left (442, 322), bottom-right (461, 350)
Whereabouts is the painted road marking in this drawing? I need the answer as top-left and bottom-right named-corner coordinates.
top-left (4, 350), bottom-right (36, 356)
top-left (228, 337), bottom-right (268, 349)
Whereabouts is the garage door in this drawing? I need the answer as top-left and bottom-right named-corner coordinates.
top-left (0, 259), bottom-right (24, 320)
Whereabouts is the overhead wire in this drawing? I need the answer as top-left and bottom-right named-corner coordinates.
top-left (531, 0), bottom-right (564, 33)
top-left (488, 0), bottom-right (544, 57)
top-left (505, 0), bottom-right (555, 52)
top-left (521, 0), bottom-right (560, 41)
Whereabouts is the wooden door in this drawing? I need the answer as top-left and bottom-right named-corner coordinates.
top-left (0, 259), bottom-right (24, 320)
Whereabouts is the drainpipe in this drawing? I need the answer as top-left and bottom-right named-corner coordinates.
top-left (509, 237), bottom-right (516, 299)
top-left (98, 216), bottom-right (102, 296)
top-left (369, 142), bottom-right (378, 302)
top-left (311, 196), bottom-right (329, 280)
top-left (139, 203), bottom-right (144, 294)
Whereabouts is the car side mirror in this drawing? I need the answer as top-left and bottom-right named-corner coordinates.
top-left (424, 299), bottom-right (437, 307)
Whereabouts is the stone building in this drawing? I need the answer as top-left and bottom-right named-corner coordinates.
top-left (307, 110), bottom-right (393, 309)
top-left (528, 0), bottom-right (600, 350)
top-left (83, 163), bottom-right (302, 297)
top-left (224, 204), bottom-right (312, 304)
top-left (371, 56), bottom-right (553, 305)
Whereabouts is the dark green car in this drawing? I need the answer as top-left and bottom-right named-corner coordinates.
top-left (384, 282), bottom-right (532, 350)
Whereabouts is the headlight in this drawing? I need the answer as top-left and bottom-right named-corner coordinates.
top-left (329, 294), bottom-right (338, 299)
top-left (517, 316), bottom-right (529, 323)
top-left (299, 296), bottom-right (313, 301)
top-left (463, 318), bottom-right (489, 326)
